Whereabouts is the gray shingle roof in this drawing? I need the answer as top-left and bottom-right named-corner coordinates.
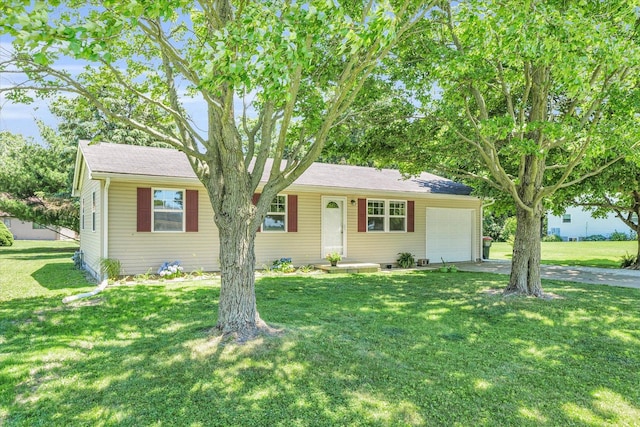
top-left (78, 141), bottom-right (472, 196)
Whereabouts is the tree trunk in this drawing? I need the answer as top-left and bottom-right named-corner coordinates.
top-left (216, 213), bottom-right (263, 340)
top-left (505, 204), bottom-right (544, 297)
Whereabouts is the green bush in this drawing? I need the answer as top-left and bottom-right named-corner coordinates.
top-left (100, 258), bottom-right (122, 281)
top-left (610, 230), bottom-right (631, 241)
top-left (619, 252), bottom-right (638, 268)
top-left (500, 217), bottom-right (517, 242)
top-left (584, 234), bottom-right (607, 241)
top-left (270, 258), bottom-right (296, 273)
top-left (0, 222), bottom-right (14, 246)
top-left (542, 234), bottom-right (563, 242)
top-left (397, 252), bottom-right (416, 268)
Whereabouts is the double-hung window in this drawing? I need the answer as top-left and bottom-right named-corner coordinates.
top-left (367, 199), bottom-right (407, 232)
top-left (367, 200), bottom-right (386, 231)
top-left (153, 189), bottom-right (184, 232)
top-left (262, 195), bottom-right (287, 232)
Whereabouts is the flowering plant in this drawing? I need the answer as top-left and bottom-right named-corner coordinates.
top-left (157, 261), bottom-right (184, 279)
top-left (325, 252), bottom-right (342, 263)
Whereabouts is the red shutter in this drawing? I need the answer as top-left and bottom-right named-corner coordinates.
top-left (287, 194), bottom-right (298, 232)
top-left (358, 198), bottom-right (367, 232)
top-left (137, 187), bottom-right (152, 232)
top-left (252, 193), bottom-right (261, 232)
top-left (407, 200), bottom-right (415, 232)
top-left (185, 190), bottom-right (199, 232)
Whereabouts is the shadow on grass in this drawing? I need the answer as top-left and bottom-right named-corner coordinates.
top-left (0, 245), bottom-right (77, 255)
top-left (0, 272), bottom-right (638, 426)
top-left (31, 262), bottom-right (92, 290)
top-left (540, 258), bottom-right (620, 268)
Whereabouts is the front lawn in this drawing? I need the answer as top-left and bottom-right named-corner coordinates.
top-left (490, 240), bottom-right (638, 268)
top-left (1, 241), bottom-right (639, 426)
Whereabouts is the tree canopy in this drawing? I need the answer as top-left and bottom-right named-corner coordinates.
top-left (0, 0), bottom-right (427, 339)
top-left (327, 0), bottom-right (640, 295)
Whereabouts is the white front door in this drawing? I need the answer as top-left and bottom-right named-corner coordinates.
top-left (322, 197), bottom-right (346, 257)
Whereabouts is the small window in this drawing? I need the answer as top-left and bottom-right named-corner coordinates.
top-left (2, 218), bottom-right (10, 228)
top-left (263, 195), bottom-right (287, 232)
top-left (367, 200), bottom-right (385, 231)
top-left (326, 201), bottom-right (339, 209)
top-left (562, 214), bottom-right (571, 223)
top-left (632, 213), bottom-right (638, 224)
top-left (92, 192), bottom-right (96, 232)
top-left (32, 223), bottom-right (46, 229)
top-left (153, 189), bottom-right (184, 232)
top-left (81, 198), bottom-right (85, 230)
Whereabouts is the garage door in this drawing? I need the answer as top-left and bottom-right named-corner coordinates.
top-left (426, 208), bottom-right (474, 263)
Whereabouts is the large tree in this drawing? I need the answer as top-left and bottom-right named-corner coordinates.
top-left (1, 1), bottom-right (426, 339)
top-left (344, 0), bottom-right (640, 296)
top-left (0, 128), bottom-right (79, 233)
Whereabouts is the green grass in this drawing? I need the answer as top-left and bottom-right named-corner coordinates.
top-left (490, 241), bottom-right (638, 268)
top-left (1, 241), bottom-right (640, 426)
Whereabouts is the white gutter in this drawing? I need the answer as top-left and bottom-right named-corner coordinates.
top-left (102, 178), bottom-right (111, 280)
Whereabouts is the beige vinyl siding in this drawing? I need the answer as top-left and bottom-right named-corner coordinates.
top-left (80, 173), bottom-right (481, 274)
top-left (79, 171), bottom-right (102, 278)
top-left (345, 196), bottom-right (482, 265)
top-left (255, 193), bottom-right (321, 266)
top-left (107, 182), bottom-right (220, 275)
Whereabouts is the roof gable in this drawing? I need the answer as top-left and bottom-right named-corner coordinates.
top-left (75, 141), bottom-right (473, 196)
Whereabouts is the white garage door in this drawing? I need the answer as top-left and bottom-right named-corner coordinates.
top-left (426, 208), bottom-right (474, 263)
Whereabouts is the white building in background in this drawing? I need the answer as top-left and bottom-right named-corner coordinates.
top-left (547, 206), bottom-right (636, 241)
top-left (1, 214), bottom-right (76, 241)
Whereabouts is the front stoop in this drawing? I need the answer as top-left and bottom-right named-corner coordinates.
top-left (315, 262), bottom-right (381, 274)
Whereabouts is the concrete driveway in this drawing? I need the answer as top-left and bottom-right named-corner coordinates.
top-left (457, 260), bottom-right (640, 289)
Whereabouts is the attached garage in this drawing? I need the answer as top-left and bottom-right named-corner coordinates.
top-left (426, 207), bottom-right (475, 263)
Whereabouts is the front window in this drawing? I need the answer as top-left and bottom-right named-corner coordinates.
top-left (389, 201), bottom-right (406, 231)
top-left (562, 214), bottom-right (571, 223)
top-left (153, 189), bottom-right (184, 232)
top-left (367, 200), bottom-right (386, 231)
top-left (263, 195), bottom-right (286, 232)
top-left (367, 199), bottom-right (406, 232)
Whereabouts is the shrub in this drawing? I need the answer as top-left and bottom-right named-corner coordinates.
top-left (500, 217), bottom-right (517, 242)
top-left (619, 252), bottom-right (638, 268)
top-left (610, 230), bottom-right (631, 241)
top-left (100, 258), bottom-right (122, 281)
top-left (271, 257), bottom-right (296, 273)
top-left (583, 234), bottom-right (607, 241)
top-left (0, 222), bottom-right (14, 246)
top-left (542, 234), bottom-right (563, 242)
top-left (157, 261), bottom-right (184, 279)
top-left (397, 252), bottom-right (416, 268)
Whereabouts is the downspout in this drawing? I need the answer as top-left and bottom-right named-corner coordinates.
top-left (63, 177), bottom-right (111, 304)
top-left (102, 178), bottom-right (111, 279)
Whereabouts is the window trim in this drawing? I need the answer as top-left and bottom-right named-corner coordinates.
top-left (261, 194), bottom-right (288, 233)
top-left (366, 198), bottom-right (407, 233)
top-left (152, 188), bottom-right (186, 233)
